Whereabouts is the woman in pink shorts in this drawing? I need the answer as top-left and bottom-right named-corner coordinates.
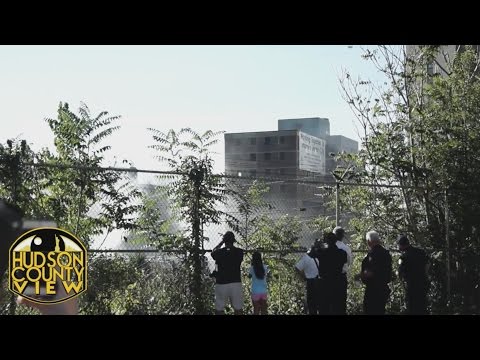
top-left (248, 251), bottom-right (269, 315)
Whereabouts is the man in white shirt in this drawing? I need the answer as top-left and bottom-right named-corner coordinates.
top-left (295, 240), bottom-right (323, 314)
top-left (333, 226), bottom-right (352, 314)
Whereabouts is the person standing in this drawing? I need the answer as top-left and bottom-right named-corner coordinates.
top-left (295, 240), bottom-right (323, 314)
top-left (333, 226), bottom-right (352, 314)
top-left (248, 251), bottom-right (269, 315)
top-left (397, 234), bottom-right (429, 315)
top-left (211, 231), bottom-right (244, 315)
top-left (319, 232), bottom-right (347, 314)
top-left (358, 231), bottom-right (392, 315)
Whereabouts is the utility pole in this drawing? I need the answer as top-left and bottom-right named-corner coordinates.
top-left (331, 161), bottom-right (354, 228)
top-left (335, 182), bottom-right (340, 227)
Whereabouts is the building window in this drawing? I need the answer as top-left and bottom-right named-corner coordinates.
top-left (279, 152), bottom-right (285, 160)
top-left (279, 136), bottom-right (285, 144)
top-left (264, 153), bottom-right (271, 161)
top-left (265, 169), bottom-right (271, 175)
top-left (279, 168), bottom-right (286, 175)
top-left (249, 169), bottom-right (257, 177)
top-left (250, 153), bottom-right (256, 161)
top-left (264, 136), bottom-right (278, 145)
top-left (250, 137), bottom-right (256, 145)
top-left (234, 138), bottom-right (241, 146)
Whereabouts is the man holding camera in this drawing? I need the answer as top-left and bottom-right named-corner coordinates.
top-left (211, 231), bottom-right (244, 315)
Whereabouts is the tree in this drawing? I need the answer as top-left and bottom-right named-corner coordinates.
top-left (43, 102), bottom-right (140, 245)
top-left (1, 102), bottom-right (141, 315)
top-left (148, 127), bottom-right (236, 314)
top-left (0, 139), bottom-right (50, 219)
top-left (339, 45), bottom-right (480, 313)
top-left (232, 179), bottom-right (270, 248)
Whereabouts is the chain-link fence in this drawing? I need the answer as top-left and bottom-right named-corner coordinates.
top-left (84, 171), bottom-right (336, 253)
top-left (1, 162), bottom-right (478, 314)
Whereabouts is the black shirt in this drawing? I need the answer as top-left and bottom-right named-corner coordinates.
top-left (399, 246), bottom-right (429, 285)
top-left (361, 244), bottom-right (392, 287)
top-left (211, 246), bottom-right (244, 284)
top-left (318, 246), bottom-right (347, 279)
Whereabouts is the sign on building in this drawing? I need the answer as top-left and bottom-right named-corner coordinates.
top-left (298, 131), bottom-right (325, 174)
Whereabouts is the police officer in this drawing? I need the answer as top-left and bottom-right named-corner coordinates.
top-left (397, 234), bottom-right (429, 315)
top-left (359, 230), bottom-right (392, 315)
top-left (319, 232), bottom-right (348, 315)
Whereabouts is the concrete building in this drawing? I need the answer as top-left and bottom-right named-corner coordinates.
top-left (224, 117), bottom-right (359, 246)
top-left (326, 135), bottom-right (359, 173)
top-left (406, 45), bottom-right (480, 77)
top-left (225, 117), bottom-right (358, 178)
top-left (225, 129), bottom-right (326, 178)
top-left (278, 117), bottom-right (330, 139)
top-left (225, 117), bottom-right (357, 224)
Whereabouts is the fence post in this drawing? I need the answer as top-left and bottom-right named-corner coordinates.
top-left (245, 212), bottom-right (249, 244)
top-left (336, 182), bottom-right (340, 227)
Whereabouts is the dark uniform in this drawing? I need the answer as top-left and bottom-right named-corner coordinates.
top-left (361, 244), bottom-right (392, 315)
top-left (318, 245), bottom-right (348, 315)
top-left (398, 246), bottom-right (429, 314)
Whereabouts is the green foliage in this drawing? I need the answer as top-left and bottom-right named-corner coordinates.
top-left (148, 128), bottom-right (236, 242)
top-left (79, 253), bottom-right (212, 315)
top-left (240, 213), bottom-right (307, 314)
top-left (147, 127), bottom-right (231, 314)
top-left (42, 102), bottom-right (140, 244)
top-left (340, 45), bottom-right (480, 313)
top-left (80, 254), bottom-right (143, 315)
top-left (0, 139), bottom-right (51, 218)
top-left (233, 180), bottom-right (271, 247)
top-left (126, 185), bottom-right (174, 247)
top-left (0, 102), bottom-right (142, 315)
top-left (245, 215), bottom-right (304, 252)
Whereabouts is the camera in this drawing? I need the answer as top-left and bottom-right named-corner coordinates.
top-left (307, 239), bottom-right (325, 259)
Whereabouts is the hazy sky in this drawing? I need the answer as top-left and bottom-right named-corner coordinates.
top-left (0, 45), bottom-right (386, 174)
